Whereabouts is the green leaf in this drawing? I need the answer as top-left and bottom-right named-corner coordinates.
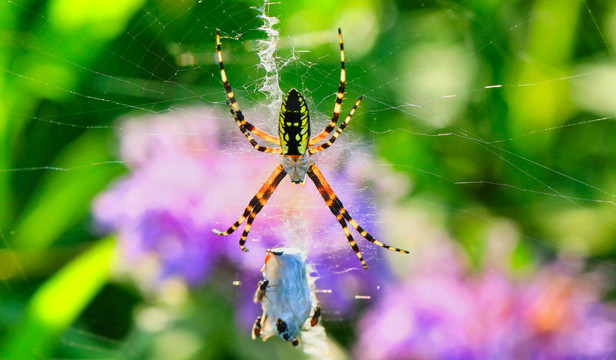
top-left (13, 129), bottom-right (123, 251)
top-left (1, 236), bottom-right (115, 359)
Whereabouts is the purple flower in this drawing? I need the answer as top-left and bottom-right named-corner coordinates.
top-left (93, 106), bottom-right (405, 315)
top-left (93, 109), bottom-right (272, 285)
top-left (353, 258), bottom-right (616, 360)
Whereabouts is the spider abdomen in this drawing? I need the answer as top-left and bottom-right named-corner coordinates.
top-left (279, 89), bottom-right (310, 155)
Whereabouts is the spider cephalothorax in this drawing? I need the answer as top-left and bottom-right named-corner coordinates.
top-left (212, 28), bottom-right (408, 269)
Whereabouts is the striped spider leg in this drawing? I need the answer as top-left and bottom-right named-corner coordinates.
top-left (212, 164), bottom-right (287, 252)
top-left (306, 162), bottom-right (409, 269)
top-left (212, 29), bottom-right (409, 268)
top-left (216, 29), bottom-right (280, 151)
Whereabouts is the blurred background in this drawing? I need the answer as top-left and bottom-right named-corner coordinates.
top-left (1, 0), bottom-right (616, 359)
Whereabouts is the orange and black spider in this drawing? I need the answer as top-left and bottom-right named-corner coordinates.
top-left (212, 29), bottom-right (409, 269)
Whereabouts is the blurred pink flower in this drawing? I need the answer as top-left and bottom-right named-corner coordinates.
top-left (354, 257), bottom-right (616, 360)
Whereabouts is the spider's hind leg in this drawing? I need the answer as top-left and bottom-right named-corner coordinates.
top-left (307, 163), bottom-right (409, 268)
top-left (212, 165), bottom-right (287, 252)
top-left (334, 195), bottom-right (410, 255)
top-left (307, 164), bottom-right (368, 269)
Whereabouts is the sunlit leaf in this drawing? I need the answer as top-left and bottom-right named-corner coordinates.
top-left (1, 237), bottom-right (115, 359)
top-left (12, 130), bottom-right (123, 251)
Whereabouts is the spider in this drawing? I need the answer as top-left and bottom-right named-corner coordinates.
top-left (212, 28), bottom-right (409, 269)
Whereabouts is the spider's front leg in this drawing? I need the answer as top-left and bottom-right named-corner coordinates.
top-left (310, 28), bottom-right (347, 146)
top-left (225, 102), bottom-right (281, 154)
top-left (216, 29), bottom-right (280, 147)
top-left (309, 95), bottom-right (362, 154)
top-left (212, 165), bottom-right (287, 251)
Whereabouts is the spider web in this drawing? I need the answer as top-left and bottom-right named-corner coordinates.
top-left (1, 0), bottom-right (615, 358)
